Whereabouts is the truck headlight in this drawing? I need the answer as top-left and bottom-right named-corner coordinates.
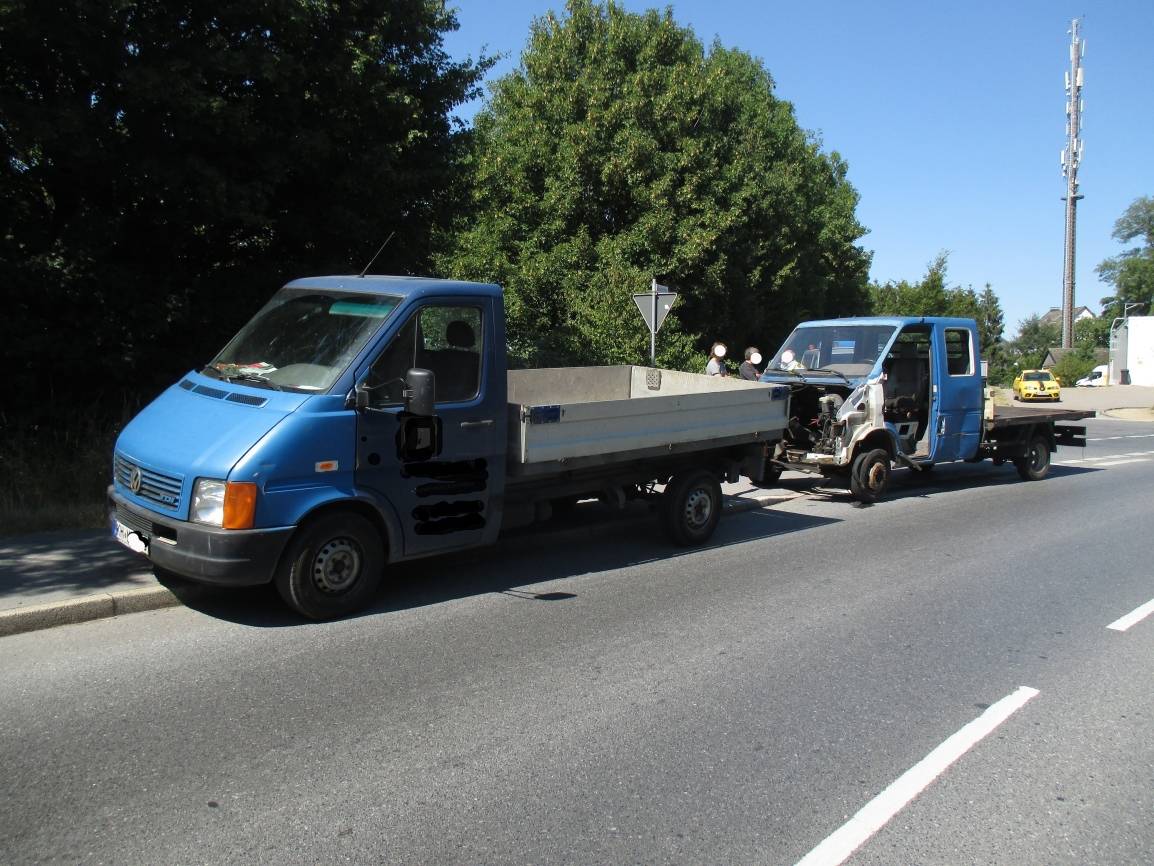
top-left (191, 479), bottom-right (227, 526)
top-left (191, 479), bottom-right (258, 529)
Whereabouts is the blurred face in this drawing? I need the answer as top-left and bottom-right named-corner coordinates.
top-left (781, 349), bottom-right (795, 364)
top-left (713, 343), bottom-right (727, 359)
top-left (750, 352), bottom-right (762, 365)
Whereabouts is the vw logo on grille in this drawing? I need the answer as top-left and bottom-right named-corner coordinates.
top-left (128, 466), bottom-right (143, 494)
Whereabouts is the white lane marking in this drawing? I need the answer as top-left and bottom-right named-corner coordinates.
top-left (794, 686), bottom-right (1040, 866)
top-left (1107, 598), bottom-right (1154, 632)
top-left (1056, 451), bottom-right (1154, 464)
top-left (1093, 459), bottom-right (1149, 467)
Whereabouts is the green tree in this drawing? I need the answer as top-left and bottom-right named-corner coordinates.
top-left (976, 282), bottom-right (1005, 351)
top-left (1008, 315), bottom-right (1060, 372)
top-left (438, 0), bottom-right (870, 370)
top-left (869, 255), bottom-right (1005, 321)
top-left (1096, 195), bottom-right (1154, 319)
top-left (0, 0), bottom-right (489, 421)
top-left (1073, 315), bottom-right (1110, 349)
top-left (1050, 349), bottom-right (1096, 388)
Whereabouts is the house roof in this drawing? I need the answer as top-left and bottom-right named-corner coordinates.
top-left (1039, 306), bottom-right (1096, 326)
top-left (1041, 346), bottom-right (1109, 367)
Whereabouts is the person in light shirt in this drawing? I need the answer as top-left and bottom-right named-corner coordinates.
top-left (779, 348), bottom-right (803, 372)
top-left (705, 342), bottom-right (728, 376)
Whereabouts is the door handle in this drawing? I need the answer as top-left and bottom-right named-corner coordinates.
top-left (460, 419), bottom-right (494, 429)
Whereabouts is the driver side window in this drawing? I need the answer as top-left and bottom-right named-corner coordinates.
top-left (364, 305), bottom-right (484, 408)
top-left (364, 317), bottom-right (417, 407)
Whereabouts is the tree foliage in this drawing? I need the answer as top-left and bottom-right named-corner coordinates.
top-left (868, 252), bottom-right (1007, 356)
top-left (438, 0), bottom-right (871, 370)
top-left (1096, 195), bottom-right (1154, 319)
top-left (0, 0), bottom-right (489, 422)
top-left (1008, 315), bottom-right (1060, 372)
top-left (1050, 349), bottom-right (1096, 388)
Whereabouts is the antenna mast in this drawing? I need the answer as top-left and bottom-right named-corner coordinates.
top-left (1060, 18), bottom-right (1085, 349)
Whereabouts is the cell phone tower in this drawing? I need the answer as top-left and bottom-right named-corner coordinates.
top-left (1060, 18), bottom-right (1085, 349)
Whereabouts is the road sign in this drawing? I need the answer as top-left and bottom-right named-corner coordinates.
top-left (632, 289), bottom-right (678, 333)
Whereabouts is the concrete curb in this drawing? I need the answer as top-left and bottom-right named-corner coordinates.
top-left (0, 585), bottom-right (182, 638)
top-left (1101, 407), bottom-right (1154, 421)
top-left (1, 491), bottom-right (805, 638)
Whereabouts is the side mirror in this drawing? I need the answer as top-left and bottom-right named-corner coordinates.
top-left (403, 368), bottom-right (435, 417)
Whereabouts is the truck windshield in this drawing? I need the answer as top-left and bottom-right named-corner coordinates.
top-left (771, 324), bottom-right (898, 376)
top-left (207, 288), bottom-right (401, 392)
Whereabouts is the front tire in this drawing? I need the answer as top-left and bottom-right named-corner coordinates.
top-left (662, 470), bottom-right (722, 546)
top-left (850, 448), bottom-right (890, 503)
top-left (275, 512), bottom-right (385, 620)
top-left (1014, 434), bottom-right (1051, 481)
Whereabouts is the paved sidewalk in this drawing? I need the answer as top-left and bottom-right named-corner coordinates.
top-left (3, 384), bottom-right (1150, 638)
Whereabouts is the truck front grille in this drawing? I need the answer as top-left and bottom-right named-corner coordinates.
top-left (113, 453), bottom-right (183, 511)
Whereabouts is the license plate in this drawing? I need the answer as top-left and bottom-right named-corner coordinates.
top-left (113, 519), bottom-right (149, 555)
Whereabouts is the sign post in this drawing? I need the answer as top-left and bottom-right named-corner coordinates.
top-left (632, 279), bottom-right (678, 365)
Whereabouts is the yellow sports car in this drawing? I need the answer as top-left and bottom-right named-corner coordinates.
top-left (1013, 369), bottom-right (1061, 402)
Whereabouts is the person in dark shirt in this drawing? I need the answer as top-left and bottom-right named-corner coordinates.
top-left (738, 347), bottom-right (762, 380)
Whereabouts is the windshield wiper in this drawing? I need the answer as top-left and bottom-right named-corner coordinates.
top-left (223, 372), bottom-right (284, 391)
top-left (201, 365), bottom-right (223, 380)
top-left (802, 367), bottom-right (850, 383)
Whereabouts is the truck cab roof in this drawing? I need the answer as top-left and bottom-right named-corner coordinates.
top-left (794, 315), bottom-right (976, 330)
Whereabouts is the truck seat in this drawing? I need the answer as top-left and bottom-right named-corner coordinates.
top-left (421, 321), bottom-right (480, 403)
top-left (883, 343), bottom-right (927, 420)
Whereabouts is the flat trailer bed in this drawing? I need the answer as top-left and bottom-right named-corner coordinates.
top-left (987, 405), bottom-right (1095, 428)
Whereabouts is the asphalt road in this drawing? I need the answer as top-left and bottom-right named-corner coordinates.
top-left (2, 417), bottom-right (1152, 865)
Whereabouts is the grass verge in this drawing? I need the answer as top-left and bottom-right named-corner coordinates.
top-left (0, 415), bottom-right (127, 536)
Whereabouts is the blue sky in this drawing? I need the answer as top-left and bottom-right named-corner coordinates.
top-left (442, 0), bottom-right (1154, 338)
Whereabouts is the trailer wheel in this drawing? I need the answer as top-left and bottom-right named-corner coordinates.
top-left (1014, 434), bottom-right (1051, 481)
top-left (850, 448), bottom-right (890, 503)
top-left (662, 470), bottom-right (722, 546)
top-left (275, 512), bottom-right (385, 620)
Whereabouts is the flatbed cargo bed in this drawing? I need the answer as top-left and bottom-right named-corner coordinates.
top-left (987, 405), bottom-right (1095, 429)
top-left (505, 365), bottom-right (789, 476)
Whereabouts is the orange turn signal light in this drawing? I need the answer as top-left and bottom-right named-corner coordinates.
top-left (222, 482), bottom-right (258, 530)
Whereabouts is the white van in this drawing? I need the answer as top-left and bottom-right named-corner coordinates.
top-left (1076, 364), bottom-right (1108, 387)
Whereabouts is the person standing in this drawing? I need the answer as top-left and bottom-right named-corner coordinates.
top-left (704, 342), bottom-right (728, 376)
top-left (738, 347), bottom-right (762, 380)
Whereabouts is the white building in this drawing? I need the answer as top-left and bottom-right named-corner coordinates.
top-left (1110, 315), bottom-right (1154, 385)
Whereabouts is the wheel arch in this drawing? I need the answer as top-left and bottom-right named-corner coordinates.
top-left (853, 429), bottom-right (897, 463)
top-left (279, 494), bottom-right (399, 574)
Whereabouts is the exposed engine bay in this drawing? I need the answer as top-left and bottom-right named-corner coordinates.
top-left (777, 383), bottom-right (857, 464)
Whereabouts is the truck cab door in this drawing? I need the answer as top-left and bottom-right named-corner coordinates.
top-left (929, 323), bottom-right (983, 463)
top-left (354, 298), bottom-right (504, 559)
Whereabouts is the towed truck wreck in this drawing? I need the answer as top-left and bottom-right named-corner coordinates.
top-left (758, 316), bottom-right (1092, 502)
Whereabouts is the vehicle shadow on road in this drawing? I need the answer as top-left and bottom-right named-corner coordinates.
top-left (171, 503), bottom-right (842, 628)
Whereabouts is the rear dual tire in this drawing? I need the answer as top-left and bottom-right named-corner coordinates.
top-left (1014, 434), bottom-right (1051, 481)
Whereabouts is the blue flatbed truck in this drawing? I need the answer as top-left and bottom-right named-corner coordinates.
top-left (109, 275), bottom-right (789, 619)
top-left (756, 316), bottom-right (1093, 501)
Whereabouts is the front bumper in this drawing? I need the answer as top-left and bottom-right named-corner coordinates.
top-left (1020, 391), bottom-right (1059, 401)
top-left (108, 487), bottom-right (293, 586)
